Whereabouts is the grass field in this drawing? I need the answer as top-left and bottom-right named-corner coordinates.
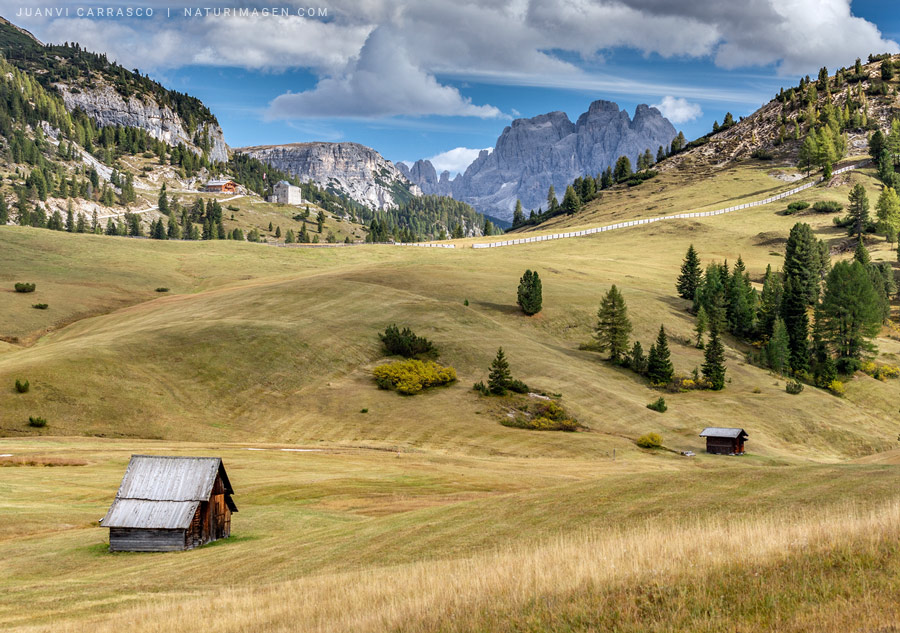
top-left (1, 157), bottom-right (899, 631)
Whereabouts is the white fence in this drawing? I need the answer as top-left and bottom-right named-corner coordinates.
top-left (471, 162), bottom-right (867, 249)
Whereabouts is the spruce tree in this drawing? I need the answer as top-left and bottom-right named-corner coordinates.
top-left (275, 225), bottom-right (282, 238)
top-left (594, 285), bottom-right (632, 363)
top-left (781, 275), bottom-right (809, 373)
top-left (847, 183), bottom-right (870, 238)
top-left (561, 185), bottom-right (581, 215)
top-left (488, 347), bottom-right (512, 395)
top-left (853, 237), bottom-right (871, 265)
top-left (512, 200), bottom-right (524, 227)
top-left (75, 213), bottom-right (87, 233)
top-left (65, 205), bottom-right (75, 232)
top-left (646, 325), bottom-right (674, 385)
top-left (783, 223), bottom-right (823, 305)
top-left (158, 184), bottom-right (168, 215)
top-left (756, 265), bottom-right (783, 340)
top-left (727, 257), bottom-right (755, 338)
top-left (702, 326), bottom-right (727, 390)
top-left (875, 186), bottom-right (900, 239)
top-left (629, 340), bottom-right (647, 375)
top-left (766, 318), bottom-right (791, 376)
top-left (0, 195), bottom-right (7, 225)
top-left (516, 270), bottom-right (543, 316)
top-left (676, 244), bottom-right (702, 300)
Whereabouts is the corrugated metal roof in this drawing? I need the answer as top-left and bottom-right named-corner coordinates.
top-left (102, 499), bottom-right (200, 529)
top-left (206, 179), bottom-right (234, 186)
top-left (101, 456), bottom-right (234, 530)
top-left (699, 427), bottom-right (748, 439)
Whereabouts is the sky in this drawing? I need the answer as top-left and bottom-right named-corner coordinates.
top-left (9, 0), bottom-right (900, 175)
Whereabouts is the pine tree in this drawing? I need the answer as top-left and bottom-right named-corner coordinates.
top-left (783, 223), bottom-right (823, 306)
top-left (694, 304), bottom-right (708, 348)
top-left (512, 200), bottom-right (524, 227)
top-left (275, 225), bottom-right (282, 238)
top-left (0, 195), bottom-right (7, 225)
top-left (702, 326), bottom-right (727, 390)
top-left (819, 261), bottom-right (882, 361)
top-left (628, 340), bottom-right (647, 374)
top-left (516, 270), bottom-right (543, 316)
top-left (797, 132), bottom-right (817, 176)
top-left (613, 155), bottom-right (633, 182)
top-left (488, 347), bottom-right (512, 395)
top-left (847, 183), bottom-right (870, 238)
top-left (756, 265), bottom-right (783, 340)
top-left (75, 212), bottom-right (86, 233)
top-left (676, 244), bottom-right (702, 300)
top-left (766, 318), bottom-right (791, 375)
top-left (656, 146), bottom-right (665, 163)
top-left (727, 257), bottom-right (755, 338)
top-left (646, 325), bottom-right (674, 385)
top-left (594, 285), bottom-right (632, 363)
top-left (158, 183), bottom-right (168, 215)
top-left (561, 185), bottom-right (581, 215)
top-left (285, 229), bottom-right (295, 244)
top-left (853, 237), bottom-right (871, 265)
top-left (875, 186), bottom-right (900, 240)
top-left (65, 204), bottom-right (75, 232)
top-left (299, 223), bottom-right (309, 243)
top-left (780, 275), bottom-right (809, 373)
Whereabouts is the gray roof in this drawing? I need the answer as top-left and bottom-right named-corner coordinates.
top-left (206, 179), bottom-right (234, 186)
top-left (101, 456), bottom-right (236, 529)
top-left (699, 427), bottom-right (748, 439)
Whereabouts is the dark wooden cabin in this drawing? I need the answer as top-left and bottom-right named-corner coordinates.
top-left (100, 455), bottom-right (237, 552)
top-left (699, 428), bottom-right (748, 455)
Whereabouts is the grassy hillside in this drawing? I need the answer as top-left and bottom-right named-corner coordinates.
top-left (1, 153), bottom-right (899, 631)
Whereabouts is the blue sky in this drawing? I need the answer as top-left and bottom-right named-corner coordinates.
top-left (13, 1), bottom-right (900, 174)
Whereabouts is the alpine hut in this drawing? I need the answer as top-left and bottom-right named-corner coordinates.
top-left (203, 179), bottom-right (237, 193)
top-left (699, 428), bottom-right (748, 455)
top-left (100, 455), bottom-right (237, 552)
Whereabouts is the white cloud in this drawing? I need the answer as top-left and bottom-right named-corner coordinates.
top-left (266, 27), bottom-right (505, 119)
top-left (651, 96), bottom-right (703, 124)
top-left (425, 147), bottom-right (492, 176)
top-left (18, 0), bottom-right (900, 119)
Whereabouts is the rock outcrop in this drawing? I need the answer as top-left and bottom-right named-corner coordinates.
top-left (56, 83), bottom-right (229, 163)
top-left (404, 101), bottom-right (677, 220)
top-left (396, 160), bottom-right (453, 197)
top-left (236, 142), bottom-right (421, 210)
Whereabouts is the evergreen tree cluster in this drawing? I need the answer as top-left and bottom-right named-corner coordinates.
top-left (364, 195), bottom-right (486, 242)
top-left (516, 270), bottom-right (542, 316)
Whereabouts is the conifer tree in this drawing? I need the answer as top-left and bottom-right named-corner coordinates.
top-left (646, 325), bottom-right (674, 385)
top-left (766, 318), bottom-right (791, 375)
top-left (702, 326), bottom-right (727, 390)
top-left (516, 270), bottom-right (543, 316)
top-left (561, 185), bottom-right (581, 215)
top-left (488, 347), bottom-right (512, 395)
top-left (158, 183), bottom-right (168, 215)
top-left (0, 195), bottom-right (7, 226)
top-left (797, 132), bottom-right (817, 176)
top-left (65, 204), bottom-right (75, 232)
top-left (594, 285), bottom-right (632, 363)
top-left (275, 225), bottom-right (282, 238)
top-left (819, 261), bottom-right (882, 361)
top-left (75, 213), bottom-right (87, 233)
top-left (676, 244), bottom-right (702, 300)
top-left (629, 340), bottom-right (647, 375)
top-left (756, 265), bottom-right (783, 340)
top-left (285, 229), bottom-right (295, 244)
top-left (512, 200), bottom-right (524, 227)
top-left (780, 275), bottom-right (809, 373)
top-left (847, 183), bottom-right (870, 238)
top-left (853, 237), bottom-right (871, 265)
top-left (875, 186), bottom-right (900, 239)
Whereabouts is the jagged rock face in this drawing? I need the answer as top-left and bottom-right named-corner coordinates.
top-left (396, 160), bottom-right (453, 197)
top-left (55, 82), bottom-right (229, 163)
top-left (237, 142), bottom-right (421, 210)
top-left (405, 101), bottom-right (677, 220)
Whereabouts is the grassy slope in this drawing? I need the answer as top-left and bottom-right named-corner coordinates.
top-left (1, 157), bottom-right (899, 631)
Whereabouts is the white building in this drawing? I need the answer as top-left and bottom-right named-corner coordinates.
top-left (272, 180), bottom-right (304, 205)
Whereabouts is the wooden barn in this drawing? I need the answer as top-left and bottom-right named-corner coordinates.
top-left (699, 427), bottom-right (748, 455)
top-left (204, 179), bottom-right (237, 193)
top-left (100, 455), bottom-right (237, 552)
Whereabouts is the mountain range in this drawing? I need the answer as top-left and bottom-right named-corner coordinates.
top-left (398, 101), bottom-right (678, 220)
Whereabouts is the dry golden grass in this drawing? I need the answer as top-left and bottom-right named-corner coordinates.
top-left (17, 498), bottom-right (899, 633)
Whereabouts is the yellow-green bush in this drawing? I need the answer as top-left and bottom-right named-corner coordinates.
top-left (373, 359), bottom-right (457, 395)
top-left (636, 432), bottom-right (663, 448)
top-left (861, 362), bottom-right (900, 381)
top-left (501, 400), bottom-right (579, 431)
top-left (827, 379), bottom-right (845, 396)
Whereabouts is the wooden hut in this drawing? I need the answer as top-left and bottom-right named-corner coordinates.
top-left (699, 428), bottom-right (748, 455)
top-left (204, 179), bottom-right (237, 193)
top-left (100, 455), bottom-right (237, 552)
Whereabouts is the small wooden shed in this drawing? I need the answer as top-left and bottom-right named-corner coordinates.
top-left (100, 455), bottom-right (237, 552)
top-left (699, 428), bottom-right (748, 455)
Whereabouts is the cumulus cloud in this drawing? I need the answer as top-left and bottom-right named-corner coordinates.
top-left (425, 147), bottom-right (492, 176)
top-left (18, 0), bottom-right (900, 119)
top-left (651, 96), bottom-right (703, 123)
top-left (266, 27), bottom-right (504, 119)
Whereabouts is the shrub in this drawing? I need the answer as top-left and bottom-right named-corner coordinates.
top-left (861, 362), bottom-right (900, 380)
top-left (646, 397), bottom-right (667, 412)
top-left (15, 379), bottom-right (29, 393)
top-left (464, 299), bottom-right (469, 306)
top-left (502, 401), bottom-right (578, 431)
top-left (827, 379), bottom-right (845, 396)
top-left (636, 432), bottom-right (663, 448)
top-left (27, 416), bottom-right (47, 428)
top-left (473, 381), bottom-right (490, 395)
top-left (812, 200), bottom-right (843, 214)
top-left (507, 379), bottom-right (530, 394)
top-left (359, 408), bottom-right (368, 413)
top-left (785, 201), bottom-right (809, 214)
top-left (786, 380), bottom-right (804, 394)
top-left (226, 205), bottom-right (240, 212)
top-left (155, 287), bottom-right (170, 293)
top-left (380, 324), bottom-right (436, 358)
top-left (31, 303), bottom-right (48, 310)
top-left (373, 359), bottom-right (456, 395)
top-left (14, 282), bottom-right (36, 293)
top-left (751, 148), bottom-right (773, 160)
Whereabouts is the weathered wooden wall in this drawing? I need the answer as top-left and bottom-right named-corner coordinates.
top-left (109, 528), bottom-right (186, 552)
